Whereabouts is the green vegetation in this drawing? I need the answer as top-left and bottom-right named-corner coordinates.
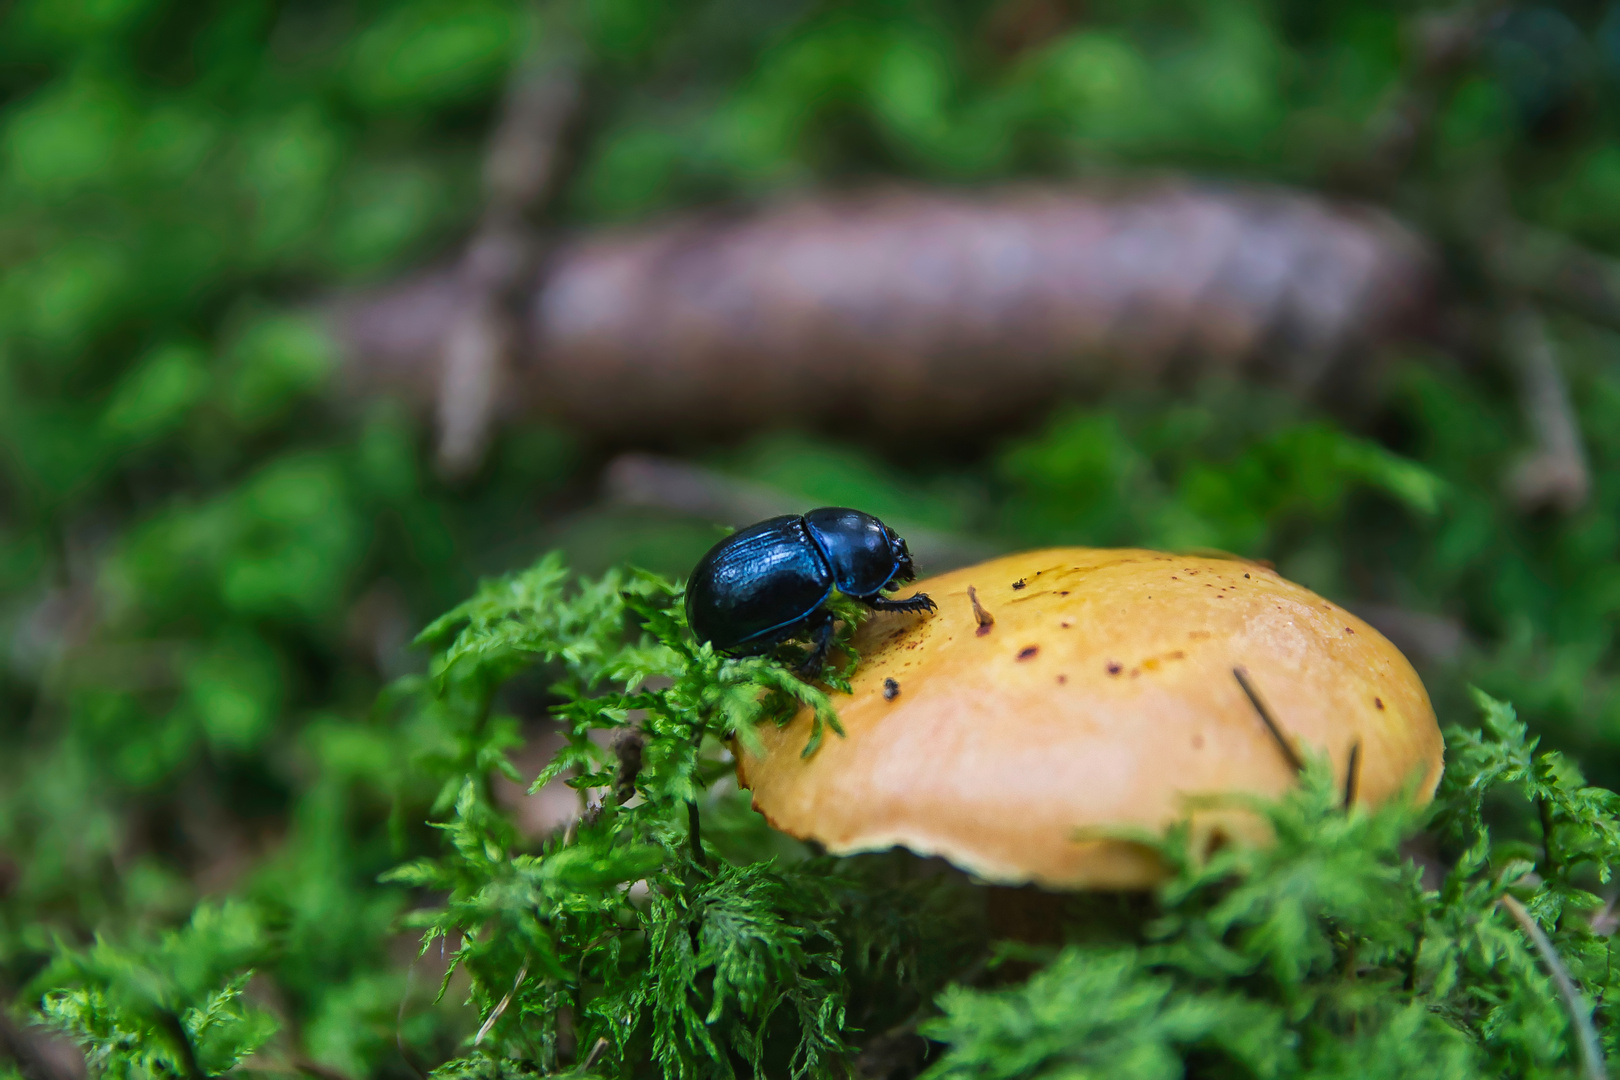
top-left (33, 557), bottom-right (1620, 1079)
top-left (9, 0), bottom-right (1620, 1076)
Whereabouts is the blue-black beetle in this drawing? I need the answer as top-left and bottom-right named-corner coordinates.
top-left (685, 508), bottom-right (937, 675)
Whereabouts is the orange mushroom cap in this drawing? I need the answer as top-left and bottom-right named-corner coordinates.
top-left (736, 548), bottom-right (1443, 888)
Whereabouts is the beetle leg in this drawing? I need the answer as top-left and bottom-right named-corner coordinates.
top-left (863, 592), bottom-right (937, 614)
top-left (795, 608), bottom-right (837, 679)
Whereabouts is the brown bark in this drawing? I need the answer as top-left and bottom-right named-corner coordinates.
top-left (335, 182), bottom-right (1435, 441)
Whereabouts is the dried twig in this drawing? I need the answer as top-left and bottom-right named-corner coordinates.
top-left (1486, 221), bottom-right (1620, 338)
top-left (1503, 305), bottom-right (1590, 513)
top-left (1356, 4), bottom-right (1496, 187)
top-left (436, 4), bottom-right (588, 478)
top-left (1500, 893), bottom-right (1608, 1080)
top-left (1233, 667), bottom-right (1304, 774)
top-left (967, 587), bottom-right (994, 636)
top-left (395, 942), bottom-right (430, 1080)
top-left (601, 453), bottom-right (996, 572)
top-left (604, 452), bottom-right (797, 526)
top-left (474, 962), bottom-right (528, 1046)
top-left (581, 1036), bottom-right (610, 1071)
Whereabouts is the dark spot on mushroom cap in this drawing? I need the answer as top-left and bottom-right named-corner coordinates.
top-left (1374, 696), bottom-right (1385, 710)
top-left (1244, 573), bottom-right (1250, 579)
top-left (1059, 590), bottom-right (1070, 596)
top-left (1012, 578), bottom-right (1027, 590)
top-left (883, 678), bottom-right (900, 701)
top-left (1106, 661), bottom-right (1122, 676)
top-left (1017, 646), bottom-right (1039, 661)
top-left (1192, 734), bottom-right (1204, 749)
top-left (1057, 674), bottom-right (1067, 684)
top-left (1345, 627), bottom-right (1355, 634)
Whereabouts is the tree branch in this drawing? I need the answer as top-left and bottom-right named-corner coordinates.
top-left (435, 3), bottom-right (589, 478)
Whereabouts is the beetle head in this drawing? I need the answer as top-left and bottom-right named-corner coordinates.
top-left (886, 530), bottom-right (917, 587)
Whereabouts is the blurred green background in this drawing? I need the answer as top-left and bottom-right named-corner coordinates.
top-left (8, 0), bottom-right (1620, 1074)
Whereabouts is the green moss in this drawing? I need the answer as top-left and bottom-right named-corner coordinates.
top-left (11, 2), bottom-right (1620, 1077)
top-left (40, 556), bottom-right (1620, 1078)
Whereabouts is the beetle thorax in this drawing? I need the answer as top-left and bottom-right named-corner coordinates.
top-left (803, 508), bottom-right (902, 598)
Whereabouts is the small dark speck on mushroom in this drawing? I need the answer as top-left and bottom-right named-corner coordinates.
top-left (1057, 674), bottom-right (1067, 684)
top-left (1345, 627), bottom-right (1355, 634)
top-left (1060, 590), bottom-right (1070, 596)
top-left (1244, 573), bottom-right (1251, 579)
top-left (883, 678), bottom-right (900, 701)
top-left (1374, 696), bottom-right (1385, 710)
top-left (1017, 646), bottom-right (1039, 661)
top-left (1106, 661), bottom-right (1123, 676)
top-left (1012, 578), bottom-right (1027, 590)
top-left (1060, 621), bottom-right (1072, 629)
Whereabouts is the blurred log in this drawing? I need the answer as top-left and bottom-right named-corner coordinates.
top-left (335, 182), bottom-right (1435, 441)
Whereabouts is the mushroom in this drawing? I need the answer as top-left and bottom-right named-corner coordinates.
top-left (736, 548), bottom-right (1443, 889)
